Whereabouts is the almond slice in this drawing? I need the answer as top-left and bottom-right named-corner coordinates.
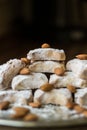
top-left (67, 85), bottom-right (76, 93)
top-left (21, 58), bottom-right (30, 64)
top-left (76, 54), bottom-right (87, 60)
top-left (54, 67), bottom-right (65, 76)
top-left (0, 101), bottom-right (10, 110)
top-left (66, 101), bottom-right (74, 109)
top-left (23, 113), bottom-right (38, 121)
top-left (11, 107), bottom-right (29, 119)
top-left (19, 67), bottom-right (30, 75)
top-left (41, 43), bottom-right (50, 48)
top-left (73, 104), bottom-right (85, 113)
top-left (29, 102), bottom-right (41, 108)
top-left (40, 83), bottom-right (54, 92)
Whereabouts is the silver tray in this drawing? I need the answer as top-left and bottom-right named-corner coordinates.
top-left (0, 118), bottom-right (87, 127)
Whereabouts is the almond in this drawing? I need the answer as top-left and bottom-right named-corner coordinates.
top-left (40, 83), bottom-right (54, 92)
top-left (41, 43), bottom-right (50, 48)
top-left (73, 104), bottom-right (85, 113)
top-left (19, 67), bottom-right (30, 75)
top-left (11, 107), bottom-right (29, 119)
top-left (21, 58), bottom-right (30, 64)
top-left (66, 101), bottom-right (74, 109)
top-left (67, 85), bottom-right (76, 93)
top-left (29, 102), bottom-right (41, 108)
top-left (23, 113), bottom-right (38, 121)
top-left (0, 101), bottom-right (10, 110)
top-left (76, 54), bottom-right (87, 60)
top-left (54, 67), bottom-right (65, 76)
top-left (82, 111), bottom-right (87, 117)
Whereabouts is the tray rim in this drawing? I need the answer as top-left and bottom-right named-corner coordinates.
top-left (0, 118), bottom-right (87, 127)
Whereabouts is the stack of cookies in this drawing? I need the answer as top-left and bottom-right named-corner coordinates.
top-left (11, 43), bottom-right (72, 107)
top-left (26, 43), bottom-right (73, 106)
top-left (66, 56), bottom-right (87, 108)
top-left (0, 43), bottom-right (87, 121)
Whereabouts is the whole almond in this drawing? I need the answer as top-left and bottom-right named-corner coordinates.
top-left (54, 67), bottom-right (65, 76)
top-left (76, 54), bottom-right (87, 60)
top-left (0, 101), bottom-right (10, 110)
top-left (19, 67), bottom-right (30, 75)
top-left (29, 102), bottom-right (41, 108)
top-left (11, 107), bottom-right (29, 119)
top-left (21, 58), bottom-right (30, 64)
top-left (66, 101), bottom-right (74, 109)
top-left (67, 85), bottom-right (76, 93)
top-left (41, 43), bottom-right (50, 48)
top-left (82, 111), bottom-right (87, 117)
top-left (40, 83), bottom-right (54, 92)
top-left (23, 113), bottom-right (38, 121)
top-left (73, 105), bottom-right (85, 113)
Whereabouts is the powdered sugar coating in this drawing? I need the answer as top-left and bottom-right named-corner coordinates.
top-left (75, 88), bottom-right (87, 108)
top-left (0, 59), bottom-right (25, 90)
top-left (66, 59), bottom-right (87, 80)
top-left (0, 105), bottom-right (84, 120)
top-left (0, 109), bottom-right (15, 119)
top-left (34, 88), bottom-right (72, 106)
top-left (49, 72), bottom-right (87, 88)
top-left (29, 61), bottom-right (65, 73)
top-left (0, 90), bottom-right (33, 105)
top-left (27, 48), bottom-right (66, 61)
top-left (12, 73), bottom-right (48, 90)
top-left (26, 104), bottom-right (83, 121)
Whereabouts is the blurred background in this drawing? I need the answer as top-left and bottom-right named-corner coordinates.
top-left (0, 0), bottom-right (87, 63)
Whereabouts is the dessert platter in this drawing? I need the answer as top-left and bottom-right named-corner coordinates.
top-left (0, 43), bottom-right (87, 127)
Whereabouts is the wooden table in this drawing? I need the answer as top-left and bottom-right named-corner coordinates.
top-left (0, 125), bottom-right (87, 130)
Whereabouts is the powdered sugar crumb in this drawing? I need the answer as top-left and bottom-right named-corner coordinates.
top-left (23, 105), bottom-right (84, 121)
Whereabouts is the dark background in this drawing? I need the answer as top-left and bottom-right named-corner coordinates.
top-left (0, 0), bottom-right (87, 63)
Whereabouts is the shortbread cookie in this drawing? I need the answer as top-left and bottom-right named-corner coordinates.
top-left (66, 59), bottom-right (87, 80)
top-left (75, 88), bottom-right (87, 108)
top-left (49, 72), bottom-right (87, 88)
top-left (27, 48), bottom-right (66, 61)
top-left (29, 61), bottom-right (65, 73)
top-left (12, 73), bottom-right (48, 90)
top-left (0, 90), bottom-right (32, 106)
top-left (34, 88), bottom-right (72, 106)
top-left (0, 59), bottom-right (25, 90)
